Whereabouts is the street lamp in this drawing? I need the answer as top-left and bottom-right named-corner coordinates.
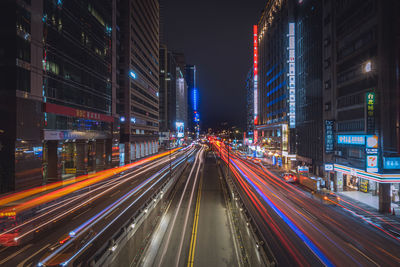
top-left (169, 140), bottom-right (172, 179)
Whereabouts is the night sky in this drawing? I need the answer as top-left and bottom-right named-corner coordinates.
top-left (162, 0), bottom-right (266, 130)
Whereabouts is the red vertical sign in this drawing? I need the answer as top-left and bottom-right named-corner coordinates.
top-left (253, 25), bottom-right (258, 143)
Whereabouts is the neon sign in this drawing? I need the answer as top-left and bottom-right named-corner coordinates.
top-left (337, 135), bottom-right (365, 145)
top-left (288, 23), bottom-right (296, 128)
top-left (366, 92), bottom-right (375, 133)
top-left (193, 89), bottom-right (197, 111)
top-left (253, 25), bottom-right (258, 126)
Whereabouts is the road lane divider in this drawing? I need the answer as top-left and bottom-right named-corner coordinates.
top-left (176, 147), bottom-right (204, 267)
top-left (157, 148), bottom-right (202, 267)
top-left (187, 174), bottom-right (203, 267)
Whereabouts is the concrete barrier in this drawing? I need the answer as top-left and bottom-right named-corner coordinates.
top-left (88, 160), bottom-right (189, 267)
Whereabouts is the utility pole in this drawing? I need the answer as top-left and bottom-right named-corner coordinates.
top-left (169, 140), bottom-right (172, 179)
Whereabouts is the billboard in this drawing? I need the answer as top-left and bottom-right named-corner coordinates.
top-left (176, 122), bottom-right (184, 138)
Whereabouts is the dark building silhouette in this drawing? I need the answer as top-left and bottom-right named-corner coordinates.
top-left (295, 0), bottom-right (323, 174)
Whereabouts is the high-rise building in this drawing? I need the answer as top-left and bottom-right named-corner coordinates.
top-left (295, 0), bottom-right (323, 174)
top-left (159, 45), bottom-right (175, 132)
top-left (158, 45), bottom-right (187, 147)
top-left (185, 65), bottom-right (199, 137)
top-left (256, 0), bottom-right (296, 167)
top-left (245, 68), bottom-right (254, 139)
top-left (322, 0), bottom-right (400, 212)
top-left (173, 52), bottom-right (188, 130)
top-left (0, 0), bottom-right (118, 193)
top-left (175, 63), bottom-right (187, 131)
top-left (118, 0), bottom-right (160, 163)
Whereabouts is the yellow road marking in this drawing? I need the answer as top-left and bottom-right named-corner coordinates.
top-left (187, 175), bottom-right (203, 267)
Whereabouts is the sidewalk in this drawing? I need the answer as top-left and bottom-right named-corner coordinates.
top-left (256, 156), bottom-right (400, 218)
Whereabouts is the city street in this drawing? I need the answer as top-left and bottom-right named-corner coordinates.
top-left (1, 1), bottom-right (400, 266)
top-left (140, 147), bottom-right (241, 267)
top-left (0, 147), bottom-right (192, 266)
top-left (215, 142), bottom-right (400, 266)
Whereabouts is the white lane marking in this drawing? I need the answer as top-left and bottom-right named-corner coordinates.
top-left (175, 148), bottom-right (204, 267)
top-left (110, 190), bottom-right (121, 198)
top-left (347, 243), bottom-right (379, 266)
top-left (0, 244), bottom-right (33, 265)
top-left (17, 243), bottom-right (50, 267)
top-left (73, 207), bottom-right (91, 220)
top-left (105, 207), bottom-right (120, 220)
top-left (157, 149), bottom-right (202, 267)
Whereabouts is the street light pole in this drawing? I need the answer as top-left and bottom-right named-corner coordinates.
top-left (169, 140), bottom-right (172, 179)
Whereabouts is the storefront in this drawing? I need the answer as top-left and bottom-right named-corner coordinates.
top-left (334, 164), bottom-right (400, 212)
top-left (43, 130), bottom-right (112, 181)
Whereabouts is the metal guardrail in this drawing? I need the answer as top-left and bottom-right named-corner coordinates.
top-left (87, 157), bottom-right (189, 267)
top-left (218, 158), bottom-right (277, 267)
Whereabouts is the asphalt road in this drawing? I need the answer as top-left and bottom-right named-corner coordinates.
top-left (0, 148), bottom-right (193, 266)
top-left (140, 147), bottom-right (241, 267)
top-left (220, 146), bottom-right (400, 266)
top-left (193, 152), bottom-right (240, 267)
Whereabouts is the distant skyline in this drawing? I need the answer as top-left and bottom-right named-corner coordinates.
top-left (162, 0), bottom-right (266, 129)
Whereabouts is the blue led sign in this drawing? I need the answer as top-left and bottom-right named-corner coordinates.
top-left (337, 135), bottom-right (365, 145)
top-left (383, 157), bottom-right (400, 170)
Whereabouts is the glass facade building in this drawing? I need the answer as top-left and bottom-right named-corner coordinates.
top-left (159, 45), bottom-right (187, 148)
top-left (0, 0), bottom-right (118, 193)
top-left (185, 65), bottom-right (199, 137)
top-left (256, 0), bottom-right (296, 167)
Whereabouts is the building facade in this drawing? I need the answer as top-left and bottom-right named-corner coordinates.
top-left (158, 45), bottom-right (187, 148)
top-left (322, 0), bottom-right (400, 212)
top-left (118, 0), bottom-right (160, 164)
top-left (173, 52), bottom-right (188, 131)
top-left (245, 68), bottom-right (254, 140)
top-left (256, 0), bottom-right (296, 166)
top-left (0, 0), bottom-right (118, 193)
top-left (185, 65), bottom-right (200, 137)
top-left (295, 0), bottom-right (323, 174)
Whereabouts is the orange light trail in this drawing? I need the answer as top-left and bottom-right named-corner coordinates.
top-left (0, 148), bottom-right (181, 215)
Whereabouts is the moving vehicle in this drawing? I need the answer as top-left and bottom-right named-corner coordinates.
top-left (298, 175), bottom-right (339, 205)
top-left (312, 189), bottom-right (340, 205)
top-left (282, 173), bottom-right (297, 183)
